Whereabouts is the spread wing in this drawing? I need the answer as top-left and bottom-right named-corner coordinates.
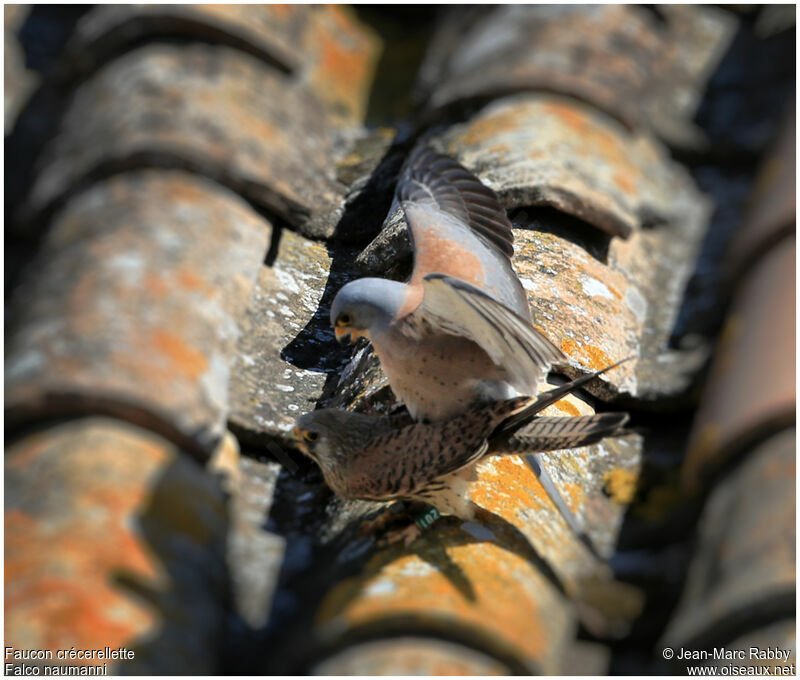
top-left (399, 146), bottom-right (515, 260)
top-left (416, 274), bottom-right (565, 393)
top-left (398, 147), bottom-right (529, 313)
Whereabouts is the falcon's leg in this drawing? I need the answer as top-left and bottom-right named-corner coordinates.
top-left (358, 502), bottom-right (413, 537)
top-left (377, 505), bottom-right (442, 547)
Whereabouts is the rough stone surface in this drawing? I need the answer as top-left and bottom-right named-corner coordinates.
top-left (6, 171), bottom-right (270, 458)
top-left (4, 4), bottom-right (37, 133)
top-left (5, 418), bottom-right (230, 675)
top-left (313, 526), bottom-right (576, 674)
top-left (683, 236), bottom-right (795, 489)
top-left (65, 4), bottom-right (380, 124)
top-left (24, 44), bottom-right (347, 238)
top-left (662, 428), bottom-right (795, 660)
top-left (228, 229), bottom-right (359, 447)
top-left (415, 4), bottom-right (735, 146)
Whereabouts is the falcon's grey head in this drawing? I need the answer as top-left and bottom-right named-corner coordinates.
top-left (330, 278), bottom-right (408, 344)
top-left (292, 409), bottom-right (381, 493)
top-left (292, 409), bottom-right (374, 463)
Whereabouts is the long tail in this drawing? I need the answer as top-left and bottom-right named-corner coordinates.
top-left (501, 413), bottom-right (630, 453)
top-left (493, 356), bottom-right (633, 438)
top-left (499, 413), bottom-right (630, 561)
top-left (490, 357), bottom-right (633, 561)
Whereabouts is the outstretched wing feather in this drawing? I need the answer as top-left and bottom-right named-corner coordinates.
top-left (398, 147), bottom-right (516, 263)
top-left (416, 274), bottom-right (565, 392)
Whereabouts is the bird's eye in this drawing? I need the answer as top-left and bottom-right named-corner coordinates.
top-left (303, 430), bottom-right (319, 443)
top-left (337, 313), bottom-right (351, 326)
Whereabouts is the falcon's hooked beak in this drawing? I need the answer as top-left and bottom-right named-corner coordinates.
top-left (334, 326), bottom-right (365, 345)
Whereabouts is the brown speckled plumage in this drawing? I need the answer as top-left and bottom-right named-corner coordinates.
top-left (295, 363), bottom-right (630, 520)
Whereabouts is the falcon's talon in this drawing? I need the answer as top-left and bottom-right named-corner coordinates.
top-left (377, 523), bottom-right (423, 548)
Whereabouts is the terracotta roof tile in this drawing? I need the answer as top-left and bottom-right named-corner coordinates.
top-left (23, 44), bottom-right (347, 238)
top-left (5, 418), bottom-right (229, 673)
top-left (415, 5), bottom-right (735, 146)
top-left (663, 428), bottom-right (795, 661)
top-left (65, 5), bottom-right (380, 124)
top-left (6, 171), bottom-right (270, 457)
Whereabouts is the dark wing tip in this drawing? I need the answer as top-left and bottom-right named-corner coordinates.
top-left (398, 147), bottom-right (516, 261)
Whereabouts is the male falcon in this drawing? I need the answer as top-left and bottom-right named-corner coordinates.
top-left (331, 146), bottom-right (565, 422)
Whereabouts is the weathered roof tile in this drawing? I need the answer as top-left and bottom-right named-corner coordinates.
top-left (663, 428), bottom-right (795, 659)
top-left (5, 418), bottom-right (229, 673)
top-left (24, 44), bottom-right (346, 238)
top-left (682, 235), bottom-right (795, 490)
top-left (228, 230), bottom-right (358, 447)
top-left (725, 106), bottom-right (796, 287)
top-left (311, 637), bottom-right (513, 675)
top-left (65, 4), bottom-right (379, 124)
top-left (441, 94), bottom-right (701, 238)
top-left (415, 5), bottom-right (735, 145)
top-left (6, 171), bottom-right (270, 457)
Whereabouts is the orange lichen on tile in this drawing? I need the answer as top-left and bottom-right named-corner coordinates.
top-left (553, 399), bottom-right (581, 417)
top-left (149, 330), bottom-right (208, 379)
top-left (605, 281), bottom-right (623, 300)
top-left (613, 171), bottom-right (634, 196)
top-left (5, 477), bottom-right (164, 653)
top-left (583, 344), bottom-right (612, 370)
top-left (144, 273), bottom-right (169, 298)
top-left (559, 339), bottom-right (613, 371)
top-left (6, 420), bottom-right (227, 659)
top-left (459, 107), bottom-right (526, 146)
top-left (266, 4), bottom-right (294, 19)
top-left (177, 268), bottom-right (210, 293)
top-left (309, 6), bottom-right (380, 122)
top-left (560, 482), bottom-right (584, 513)
top-left (602, 468), bottom-right (638, 505)
top-left (540, 100), bottom-right (593, 136)
top-left (316, 543), bottom-right (552, 663)
top-left (560, 339), bottom-right (579, 357)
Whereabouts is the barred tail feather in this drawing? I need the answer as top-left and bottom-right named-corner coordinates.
top-left (502, 413), bottom-right (630, 453)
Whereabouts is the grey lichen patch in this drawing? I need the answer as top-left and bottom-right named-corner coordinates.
top-left (6, 170), bottom-right (270, 456)
top-left (228, 229), bottom-right (360, 446)
top-left (354, 206), bottom-right (411, 276)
